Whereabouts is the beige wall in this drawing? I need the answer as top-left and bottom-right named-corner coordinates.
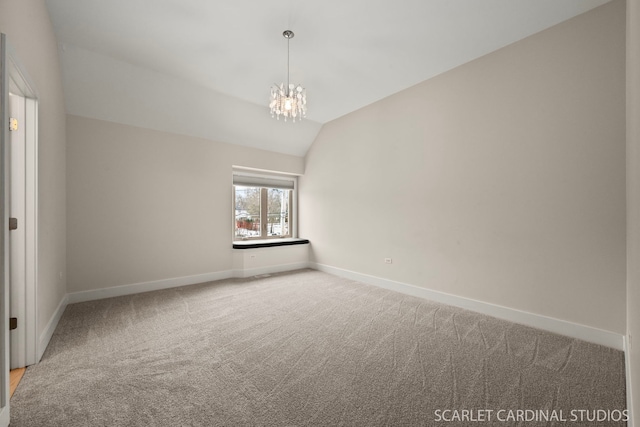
top-left (300, 1), bottom-right (626, 334)
top-left (627, 0), bottom-right (640, 422)
top-left (66, 115), bottom-right (304, 292)
top-left (0, 0), bottom-right (67, 337)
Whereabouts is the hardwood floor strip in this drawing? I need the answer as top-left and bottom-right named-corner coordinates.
top-left (10, 367), bottom-right (26, 398)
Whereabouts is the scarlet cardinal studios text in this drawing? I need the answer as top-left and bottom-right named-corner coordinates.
top-left (433, 409), bottom-right (628, 423)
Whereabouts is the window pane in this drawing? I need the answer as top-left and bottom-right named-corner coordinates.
top-left (235, 186), bottom-right (261, 239)
top-left (267, 188), bottom-right (290, 237)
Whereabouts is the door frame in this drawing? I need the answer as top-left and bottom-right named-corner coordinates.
top-left (0, 33), bottom-right (38, 426)
top-left (8, 74), bottom-right (38, 370)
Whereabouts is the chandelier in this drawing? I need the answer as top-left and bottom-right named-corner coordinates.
top-left (270, 30), bottom-right (307, 122)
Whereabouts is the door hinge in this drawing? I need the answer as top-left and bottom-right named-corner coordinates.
top-left (9, 117), bottom-right (18, 132)
top-left (9, 317), bottom-right (17, 330)
top-left (9, 217), bottom-right (17, 230)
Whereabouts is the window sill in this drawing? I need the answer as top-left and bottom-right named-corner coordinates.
top-left (232, 238), bottom-right (310, 250)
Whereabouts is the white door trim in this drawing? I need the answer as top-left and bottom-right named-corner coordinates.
top-left (0, 31), bottom-right (11, 427)
top-left (24, 95), bottom-right (37, 365)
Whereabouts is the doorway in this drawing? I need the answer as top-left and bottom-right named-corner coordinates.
top-left (8, 89), bottom-right (37, 370)
top-left (0, 33), bottom-right (38, 427)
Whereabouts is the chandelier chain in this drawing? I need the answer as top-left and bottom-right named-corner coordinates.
top-left (287, 35), bottom-right (290, 91)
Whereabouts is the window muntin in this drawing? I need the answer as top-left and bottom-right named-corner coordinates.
top-left (234, 185), bottom-right (292, 240)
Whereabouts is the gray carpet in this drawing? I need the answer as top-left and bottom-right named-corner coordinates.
top-left (10, 269), bottom-right (626, 426)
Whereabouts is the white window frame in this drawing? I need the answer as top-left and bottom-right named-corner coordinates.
top-left (232, 169), bottom-right (298, 242)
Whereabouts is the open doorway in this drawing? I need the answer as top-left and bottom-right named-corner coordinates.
top-left (0, 33), bottom-right (38, 426)
top-left (8, 88), bottom-right (38, 370)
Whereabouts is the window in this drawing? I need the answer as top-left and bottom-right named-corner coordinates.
top-left (233, 172), bottom-right (295, 240)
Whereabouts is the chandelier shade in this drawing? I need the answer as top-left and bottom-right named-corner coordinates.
top-left (270, 30), bottom-right (306, 122)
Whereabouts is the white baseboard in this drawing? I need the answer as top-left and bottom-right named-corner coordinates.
top-left (67, 270), bottom-right (235, 304)
top-left (232, 261), bottom-right (310, 279)
top-left (310, 262), bottom-right (624, 350)
top-left (38, 294), bottom-right (68, 362)
top-left (67, 263), bottom-right (311, 305)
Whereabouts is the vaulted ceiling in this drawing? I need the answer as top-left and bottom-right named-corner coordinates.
top-left (45, 0), bottom-right (610, 156)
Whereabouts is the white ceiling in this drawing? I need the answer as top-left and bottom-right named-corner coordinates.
top-left (45, 0), bottom-right (610, 157)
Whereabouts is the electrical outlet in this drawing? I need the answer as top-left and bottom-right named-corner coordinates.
top-left (384, 258), bottom-right (392, 264)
